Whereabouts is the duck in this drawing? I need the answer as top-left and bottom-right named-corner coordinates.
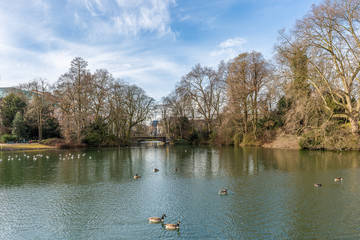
top-left (134, 174), bottom-right (141, 179)
top-left (148, 214), bottom-right (166, 223)
top-left (164, 221), bottom-right (180, 230)
top-left (153, 168), bottom-right (159, 172)
top-left (314, 182), bottom-right (322, 187)
top-left (219, 189), bottom-right (228, 195)
top-left (334, 177), bottom-right (343, 182)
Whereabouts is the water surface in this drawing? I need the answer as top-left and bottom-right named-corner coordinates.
top-left (0, 146), bottom-right (359, 239)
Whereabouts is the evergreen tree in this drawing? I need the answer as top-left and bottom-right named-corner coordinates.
top-left (1, 92), bottom-right (27, 128)
top-left (12, 111), bottom-right (27, 140)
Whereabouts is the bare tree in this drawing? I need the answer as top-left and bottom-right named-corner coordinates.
top-left (108, 81), bottom-right (154, 143)
top-left (20, 78), bottom-right (51, 140)
top-left (227, 53), bottom-right (251, 134)
top-left (166, 84), bottom-right (193, 139)
top-left (181, 63), bottom-right (226, 134)
top-left (227, 51), bottom-right (270, 136)
top-left (54, 57), bottom-right (91, 143)
top-left (89, 69), bottom-right (114, 120)
top-left (123, 84), bottom-right (154, 142)
top-left (158, 96), bottom-right (172, 136)
top-left (294, 0), bottom-right (360, 134)
top-left (108, 80), bottom-right (127, 139)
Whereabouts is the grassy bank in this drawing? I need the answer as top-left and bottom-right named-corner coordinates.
top-left (0, 143), bottom-right (56, 151)
top-left (262, 134), bottom-right (301, 150)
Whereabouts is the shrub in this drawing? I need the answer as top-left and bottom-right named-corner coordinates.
top-left (83, 132), bottom-right (101, 146)
top-left (40, 138), bottom-right (64, 146)
top-left (174, 139), bottom-right (190, 145)
top-left (241, 133), bottom-right (261, 146)
top-left (189, 131), bottom-right (198, 144)
top-left (82, 117), bottom-right (109, 146)
top-left (299, 130), bottom-right (324, 149)
top-left (103, 135), bottom-right (122, 147)
top-left (299, 122), bottom-right (360, 151)
top-left (233, 132), bottom-right (242, 146)
top-left (2, 134), bottom-right (18, 143)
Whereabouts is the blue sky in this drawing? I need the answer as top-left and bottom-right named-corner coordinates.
top-left (0, 0), bottom-right (316, 100)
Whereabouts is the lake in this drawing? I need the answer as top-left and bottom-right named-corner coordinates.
top-left (0, 145), bottom-right (359, 239)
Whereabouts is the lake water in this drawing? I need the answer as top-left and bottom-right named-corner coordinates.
top-left (0, 145), bottom-right (359, 239)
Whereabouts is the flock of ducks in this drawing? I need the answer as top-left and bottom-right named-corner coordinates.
top-left (133, 167), bottom-right (180, 179)
top-left (0, 153), bottom-right (51, 162)
top-left (137, 167), bottom-right (228, 231)
top-left (0, 153), bottom-right (93, 162)
top-left (148, 214), bottom-right (180, 230)
top-left (314, 177), bottom-right (344, 187)
top-left (135, 170), bottom-right (182, 230)
top-left (144, 174), bottom-right (345, 231)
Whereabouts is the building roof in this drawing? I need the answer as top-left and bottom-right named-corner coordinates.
top-left (0, 87), bottom-right (32, 98)
top-left (0, 87), bottom-right (16, 98)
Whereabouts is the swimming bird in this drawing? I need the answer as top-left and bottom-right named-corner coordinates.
top-left (134, 174), bottom-right (141, 179)
top-left (153, 168), bottom-right (159, 172)
top-left (148, 214), bottom-right (166, 223)
top-left (334, 177), bottom-right (343, 182)
top-left (314, 183), bottom-right (322, 187)
top-left (219, 189), bottom-right (228, 195)
top-left (164, 221), bottom-right (180, 230)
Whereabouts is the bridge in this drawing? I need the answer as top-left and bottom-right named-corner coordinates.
top-left (133, 135), bottom-right (170, 143)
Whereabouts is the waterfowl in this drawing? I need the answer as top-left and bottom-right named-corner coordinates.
top-left (164, 221), bottom-right (180, 230)
top-left (134, 174), bottom-right (141, 179)
top-left (175, 167), bottom-right (179, 172)
top-left (314, 183), bottom-right (322, 187)
top-left (153, 168), bottom-right (159, 172)
top-left (148, 214), bottom-right (166, 223)
top-left (219, 189), bottom-right (228, 195)
top-left (334, 177), bottom-right (343, 182)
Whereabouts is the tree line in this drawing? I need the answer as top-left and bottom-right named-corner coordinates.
top-left (0, 57), bottom-right (154, 146)
top-left (1, 0), bottom-right (359, 150)
top-left (159, 0), bottom-right (360, 150)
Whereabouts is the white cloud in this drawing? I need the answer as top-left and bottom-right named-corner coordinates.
top-left (0, 35), bottom-right (185, 100)
top-left (219, 37), bottom-right (247, 48)
top-left (77, 0), bottom-right (176, 37)
top-left (210, 37), bottom-right (247, 59)
top-left (84, 0), bottom-right (106, 17)
top-left (0, 0), bottom-right (181, 100)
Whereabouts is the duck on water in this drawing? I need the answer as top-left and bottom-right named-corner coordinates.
top-left (148, 214), bottom-right (166, 223)
top-left (164, 221), bottom-right (180, 230)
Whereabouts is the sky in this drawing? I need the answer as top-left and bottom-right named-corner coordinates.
top-left (0, 0), bottom-right (316, 101)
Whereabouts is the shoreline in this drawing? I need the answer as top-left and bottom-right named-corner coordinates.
top-left (0, 136), bottom-right (303, 151)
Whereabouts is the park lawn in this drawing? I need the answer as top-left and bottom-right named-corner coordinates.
top-left (0, 143), bottom-right (56, 150)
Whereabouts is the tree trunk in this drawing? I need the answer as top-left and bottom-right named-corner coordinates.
top-left (243, 99), bottom-right (248, 134)
top-left (38, 109), bottom-right (42, 141)
top-left (349, 112), bottom-right (359, 135)
top-left (76, 119), bottom-right (81, 144)
top-left (126, 123), bottom-right (133, 144)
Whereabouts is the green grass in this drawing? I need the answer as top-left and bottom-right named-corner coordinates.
top-left (0, 143), bottom-right (56, 150)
